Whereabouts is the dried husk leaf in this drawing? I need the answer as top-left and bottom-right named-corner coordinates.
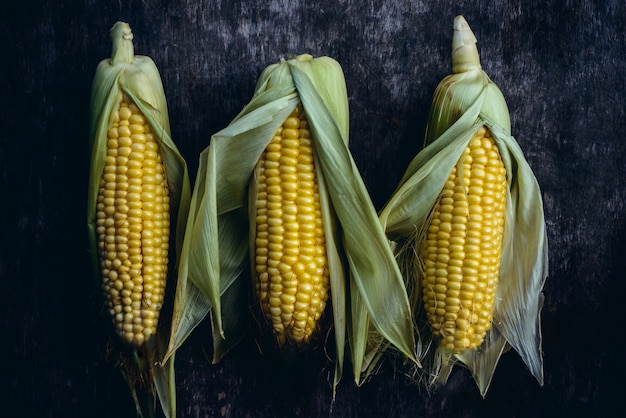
top-left (379, 16), bottom-right (547, 397)
top-left (167, 54), bottom-right (416, 392)
top-left (87, 21), bottom-right (190, 418)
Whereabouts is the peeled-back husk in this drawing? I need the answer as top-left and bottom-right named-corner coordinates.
top-left (379, 15), bottom-right (548, 397)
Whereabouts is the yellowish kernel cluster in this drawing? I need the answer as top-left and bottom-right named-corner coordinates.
top-left (421, 126), bottom-right (507, 353)
top-left (96, 94), bottom-right (170, 347)
top-left (254, 104), bottom-right (330, 345)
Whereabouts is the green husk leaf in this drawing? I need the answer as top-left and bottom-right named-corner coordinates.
top-left (153, 352), bottom-right (176, 418)
top-left (314, 161), bottom-right (348, 392)
top-left (379, 15), bottom-right (547, 396)
top-left (87, 21), bottom-right (189, 418)
top-left (291, 58), bottom-right (417, 381)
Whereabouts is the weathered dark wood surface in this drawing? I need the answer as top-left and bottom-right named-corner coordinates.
top-left (1, 1), bottom-right (624, 417)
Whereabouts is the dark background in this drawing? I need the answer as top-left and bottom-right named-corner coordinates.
top-left (1, 0), bottom-right (623, 417)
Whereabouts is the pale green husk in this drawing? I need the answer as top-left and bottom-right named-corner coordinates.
top-left (165, 54), bottom-right (416, 392)
top-left (379, 16), bottom-right (548, 397)
top-left (87, 21), bottom-right (190, 418)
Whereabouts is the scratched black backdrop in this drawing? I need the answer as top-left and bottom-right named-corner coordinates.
top-left (1, 1), bottom-right (623, 417)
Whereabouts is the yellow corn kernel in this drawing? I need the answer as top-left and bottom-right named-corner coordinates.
top-left (253, 104), bottom-right (330, 345)
top-left (96, 93), bottom-right (170, 347)
top-left (421, 126), bottom-right (506, 353)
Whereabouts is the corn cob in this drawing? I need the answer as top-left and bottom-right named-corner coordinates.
top-left (379, 16), bottom-right (548, 396)
top-left (169, 54), bottom-right (416, 392)
top-left (421, 126), bottom-right (506, 354)
top-left (253, 104), bottom-right (329, 345)
top-left (88, 22), bottom-right (190, 418)
top-left (96, 93), bottom-right (170, 347)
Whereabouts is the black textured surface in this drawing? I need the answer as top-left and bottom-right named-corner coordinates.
top-left (1, 1), bottom-right (623, 417)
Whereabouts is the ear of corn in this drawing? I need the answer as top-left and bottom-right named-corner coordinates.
top-left (87, 22), bottom-right (190, 418)
top-left (167, 54), bottom-right (416, 393)
top-left (379, 16), bottom-right (548, 396)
